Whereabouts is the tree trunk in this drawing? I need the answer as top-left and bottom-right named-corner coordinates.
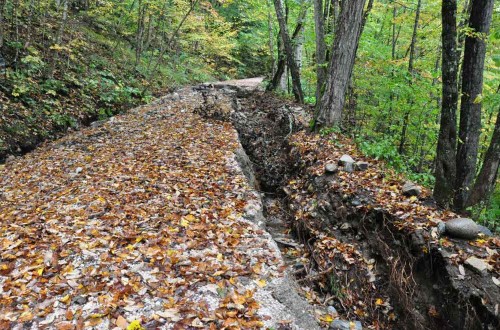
top-left (314, 0), bottom-right (367, 128)
top-left (273, 0), bottom-right (304, 103)
top-left (267, 0), bottom-right (276, 77)
top-left (0, 0), bottom-right (5, 50)
top-left (454, 0), bottom-right (494, 210)
top-left (466, 109), bottom-right (500, 207)
top-left (434, 0), bottom-right (459, 207)
top-left (268, 5), bottom-right (308, 93)
top-left (398, 0), bottom-right (421, 155)
top-left (313, 0), bottom-right (326, 105)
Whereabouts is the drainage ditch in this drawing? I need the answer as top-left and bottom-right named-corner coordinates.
top-left (194, 84), bottom-right (499, 330)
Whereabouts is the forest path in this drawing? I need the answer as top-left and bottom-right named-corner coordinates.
top-left (213, 77), bottom-right (265, 89)
top-left (0, 79), bottom-right (320, 330)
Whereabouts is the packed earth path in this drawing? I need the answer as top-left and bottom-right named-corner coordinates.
top-left (0, 78), bottom-right (321, 330)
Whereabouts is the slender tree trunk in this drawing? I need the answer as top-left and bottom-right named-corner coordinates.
top-left (47, 0), bottom-right (68, 77)
top-left (314, 0), bottom-right (367, 128)
top-left (267, 0), bottom-right (276, 77)
top-left (143, 0), bottom-right (199, 92)
top-left (273, 0), bottom-right (304, 103)
top-left (0, 0), bottom-right (5, 50)
top-left (135, 0), bottom-right (145, 66)
top-left (454, 0), bottom-right (494, 210)
top-left (313, 0), bottom-right (326, 105)
top-left (467, 109), bottom-right (500, 207)
top-left (398, 0), bottom-right (421, 155)
top-left (268, 4), bottom-right (307, 93)
top-left (434, 0), bottom-right (459, 208)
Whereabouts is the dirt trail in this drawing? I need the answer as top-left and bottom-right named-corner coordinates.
top-left (0, 80), bottom-right (320, 330)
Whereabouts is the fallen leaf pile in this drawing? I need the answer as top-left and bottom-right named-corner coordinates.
top-left (0, 88), bottom-right (289, 329)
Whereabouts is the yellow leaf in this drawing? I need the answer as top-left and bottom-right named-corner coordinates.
top-left (255, 279), bottom-right (267, 288)
top-left (60, 295), bottom-right (71, 303)
top-left (37, 268), bottom-right (44, 276)
top-left (90, 313), bottom-right (105, 319)
top-left (126, 320), bottom-right (145, 330)
top-left (319, 314), bottom-right (334, 323)
top-left (185, 214), bottom-right (196, 222)
top-left (217, 253), bottom-right (224, 262)
top-left (180, 218), bottom-right (189, 227)
top-left (375, 298), bottom-right (384, 306)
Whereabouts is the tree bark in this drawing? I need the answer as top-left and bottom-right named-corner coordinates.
top-left (273, 0), bottom-right (304, 103)
top-left (313, 0), bottom-right (326, 105)
top-left (466, 109), bottom-right (500, 207)
top-left (434, 0), bottom-right (459, 207)
top-left (314, 0), bottom-right (367, 128)
top-left (454, 0), bottom-right (494, 210)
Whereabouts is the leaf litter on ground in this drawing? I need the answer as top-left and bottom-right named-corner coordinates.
top-left (0, 88), bottom-right (295, 330)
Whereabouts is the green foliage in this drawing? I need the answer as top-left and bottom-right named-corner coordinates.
top-left (357, 136), bottom-right (435, 187)
top-left (472, 188), bottom-right (500, 233)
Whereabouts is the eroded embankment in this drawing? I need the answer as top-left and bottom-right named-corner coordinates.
top-left (202, 84), bottom-right (500, 330)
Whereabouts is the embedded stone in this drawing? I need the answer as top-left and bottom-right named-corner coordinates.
top-left (325, 163), bottom-right (339, 174)
top-left (354, 161), bottom-right (369, 171)
top-left (343, 163), bottom-right (354, 173)
top-left (445, 218), bottom-right (483, 240)
top-left (402, 181), bottom-right (421, 197)
top-left (465, 256), bottom-right (488, 274)
top-left (338, 154), bottom-right (355, 166)
top-left (330, 320), bottom-right (362, 330)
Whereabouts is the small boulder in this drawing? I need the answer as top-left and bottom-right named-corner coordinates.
top-left (444, 218), bottom-right (486, 240)
top-left (465, 256), bottom-right (488, 274)
top-left (354, 161), bottom-right (369, 171)
top-left (339, 154), bottom-right (355, 166)
top-left (325, 163), bottom-right (339, 174)
top-left (330, 320), bottom-right (362, 330)
top-left (402, 181), bottom-right (421, 197)
top-left (343, 163), bottom-right (354, 173)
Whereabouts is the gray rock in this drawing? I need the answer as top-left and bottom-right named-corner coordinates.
top-left (330, 320), bottom-right (362, 330)
top-left (343, 163), bottom-right (354, 173)
top-left (444, 218), bottom-right (483, 240)
top-left (325, 163), bottom-right (339, 174)
top-left (478, 225), bottom-right (493, 237)
top-left (354, 161), bottom-right (369, 171)
top-left (73, 295), bottom-right (87, 305)
top-left (402, 181), bottom-right (421, 197)
top-left (465, 256), bottom-right (488, 274)
top-left (339, 154), bottom-right (355, 166)
top-left (327, 306), bottom-right (338, 315)
top-left (437, 222), bottom-right (446, 235)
